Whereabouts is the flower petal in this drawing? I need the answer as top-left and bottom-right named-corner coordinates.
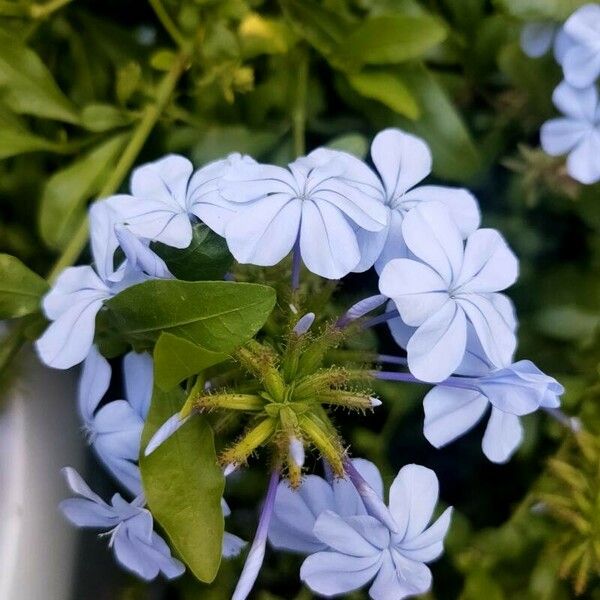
top-left (423, 386), bottom-right (489, 448)
top-left (374, 210), bottom-right (408, 273)
top-left (402, 202), bottom-right (463, 284)
top-left (563, 40), bottom-right (600, 90)
top-left (59, 498), bottom-right (119, 528)
top-left (552, 81), bottom-right (598, 121)
top-left (520, 22), bottom-right (556, 58)
top-left (406, 301), bottom-right (467, 383)
top-left (223, 532), bottom-right (247, 558)
top-left (398, 507), bottom-right (453, 562)
top-left (123, 351), bottom-right (154, 419)
top-left (371, 129), bottom-right (432, 200)
top-left (225, 194), bottom-right (301, 266)
top-left (300, 199), bottom-right (361, 279)
top-left (454, 229), bottom-right (518, 293)
top-left (220, 162), bottom-right (298, 203)
top-left (566, 130), bottom-right (600, 185)
top-left (400, 185), bottom-right (480, 238)
top-left (482, 407), bottom-right (523, 463)
top-left (541, 118), bottom-right (589, 156)
top-left (300, 551), bottom-right (382, 596)
top-left (379, 259), bottom-right (449, 326)
top-left (389, 465), bottom-right (439, 542)
top-left (78, 345), bottom-right (111, 424)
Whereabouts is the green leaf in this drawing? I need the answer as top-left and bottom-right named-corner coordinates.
top-left (494, 0), bottom-right (589, 20)
top-left (279, 0), bottom-right (353, 69)
top-left (105, 280), bottom-right (277, 350)
top-left (38, 133), bottom-right (129, 250)
top-left (337, 15), bottom-right (447, 68)
top-left (0, 254), bottom-right (48, 319)
top-left (152, 223), bottom-right (233, 281)
top-left (327, 133), bottom-right (369, 158)
top-left (140, 386), bottom-right (224, 583)
top-left (392, 65), bottom-right (481, 182)
top-left (154, 333), bottom-right (228, 390)
top-left (347, 70), bottom-right (420, 120)
top-left (239, 13), bottom-right (297, 58)
top-left (0, 118), bottom-right (60, 159)
top-left (81, 103), bottom-right (134, 132)
top-left (0, 29), bottom-right (80, 124)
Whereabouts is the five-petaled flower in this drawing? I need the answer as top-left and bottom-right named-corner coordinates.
top-left (219, 151), bottom-right (388, 279)
top-left (269, 459), bottom-right (452, 600)
top-left (379, 201), bottom-right (518, 383)
top-left (541, 81), bottom-right (600, 185)
top-left (60, 467), bottom-right (185, 581)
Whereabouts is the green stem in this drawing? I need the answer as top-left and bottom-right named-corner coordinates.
top-left (47, 48), bottom-right (190, 283)
top-left (148, 0), bottom-right (187, 48)
top-left (291, 50), bottom-right (308, 158)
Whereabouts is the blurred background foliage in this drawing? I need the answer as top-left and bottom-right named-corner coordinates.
top-left (1, 0), bottom-right (600, 598)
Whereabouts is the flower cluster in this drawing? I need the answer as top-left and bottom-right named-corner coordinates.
top-left (528, 4), bottom-right (600, 184)
top-left (38, 126), bottom-right (565, 598)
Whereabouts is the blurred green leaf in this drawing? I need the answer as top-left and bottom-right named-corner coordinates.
top-left (494, 0), bottom-right (589, 20)
top-left (0, 254), bottom-right (47, 319)
top-left (105, 280), bottom-right (277, 351)
top-left (337, 15), bottom-right (447, 67)
top-left (152, 223), bottom-right (233, 281)
top-left (393, 65), bottom-right (481, 181)
top-left (80, 103), bottom-right (134, 132)
top-left (0, 117), bottom-right (60, 159)
top-left (0, 29), bottom-right (80, 124)
top-left (347, 70), bottom-right (420, 120)
top-left (140, 386), bottom-right (224, 583)
top-left (326, 132), bottom-right (369, 158)
top-left (38, 132), bottom-right (129, 250)
top-left (279, 0), bottom-right (353, 68)
top-left (154, 332), bottom-right (228, 390)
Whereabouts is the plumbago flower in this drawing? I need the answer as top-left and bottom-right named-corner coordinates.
top-left (541, 82), bottom-right (600, 184)
top-left (560, 3), bottom-right (600, 89)
top-left (379, 201), bottom-right (518, 383)
top-left (218, 151), bottom-right (388, 279)
top-left (325, 128), bottom-right (480, 273)
top-left (39, 125), bottom-right (571, 598)
top-left (60, 467), bottom-right (185, 581)
top-left (35, 198), bottom-right (169, 369)
top-left (78, 346), bottom-right (152, 495)
top-left (423, 344), bottom-right (564, 463)
top-left (269, 460), bottom-right (452, 599)
top-left (109, 153), bottom-right (256, 248)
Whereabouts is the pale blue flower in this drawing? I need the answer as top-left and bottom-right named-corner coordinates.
top-left (59, 467), bottom-right (185, 581)
top-left (423, 334), bottom-right (564, 463)
top-left (78, 346), bottom-right (152, 495)
top-left (112, 153), bottom-right (255, 248)
top-left (379, 201), bottom-right (518, 383)
top-left (219, 151), bottom-right (388, 279)
top-left (35, 195), bottom-right (174, 369)
top-left (561, 4), bottom-right (600, 89)
top-left (541, 81), bottom-right (600, 184)
top-left (520, 22), bottom-right (574, 61)
top-left (278, 462), bottom-right (452, 600)
top-left (328, 129), bottom-right (480, 273)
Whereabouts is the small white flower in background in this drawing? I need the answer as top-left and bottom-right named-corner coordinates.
top-left (541, 81), bottom-right (600, 184)
top-left (379, 201), bottom-right (518, 383)
top-left (112, 153), bottom-right (255, 248)
top-left (219, 151), bottom-right (388, 279)
top-left (78, 347), bottom-right (152, 495)
top-left (60, 467), bottom-right (185, 581)
top-left (423, 333), bottom-right (564, 463)
top-left (560, 3), bottom-right (600, 89)
top-left (271, 460), bottom-right (452, 600)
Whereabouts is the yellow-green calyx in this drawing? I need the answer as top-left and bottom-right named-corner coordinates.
top-left (181, 327), bottom-right (377, 487)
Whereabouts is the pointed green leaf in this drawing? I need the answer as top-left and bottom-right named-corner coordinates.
top-left (38, 133), bottom-right (129, 250)
top-left (347, 70), bottom-right (420, 120)
top-left (0, 29), bottom-right (80, 123)
top-left (152, 223), bottom-right (233, 281)
top-left (337, 15), bottom-right (447, 67)
top-left (0, 110), bottom-right (61, 159)
top-left (0, 254), bottom-right (48, 319)
top-left (105, 280), bottom-right (276, 351)
top-left (154, 333), bottom-right (228, 391)
top-left (140, 386), bottom-right (224, 583)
